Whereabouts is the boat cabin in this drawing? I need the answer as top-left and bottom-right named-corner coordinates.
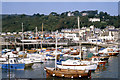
top-left (7, 58), bottom-right (19, 64)
top-left (91, 56), bottom-right (100, 62)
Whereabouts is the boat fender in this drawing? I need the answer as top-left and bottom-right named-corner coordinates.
top-left (81, 63), bottom-right (83, 65)
top-left (52, 74), bottom-right (55, 76)
top-left (62, 74), bottom-right (64, 77)
top-left (71, 76), bottom-right (73, 78)
top-left (79, 75), bottom-right (81, 77)
top-left (44, 68), bottom-right (46, 71)
top-left (85, 70), bottom-right (89, 73)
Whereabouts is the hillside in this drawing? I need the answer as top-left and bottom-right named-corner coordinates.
top-left (2, 10), bottom-right (119, 32)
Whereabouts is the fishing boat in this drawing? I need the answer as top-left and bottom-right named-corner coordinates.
top-left (99, 45), bottom-right (120, 56)
top-left (0, 57), bottom-right (25, 70)
top-left (27, 53), bottom-right (44, 63)
top-left (99, 54), bottom-right (109, 61)
top-left (2, 52), bottom-right (18, 58)
top-left (45, 50), bottom-right (63, 60)
top-left (2, 49), bottom-right (11, 54)
top-left (91, 56), bottom-right (106, 66)
top-left (45, 54), bottom-right (55, 60)
top-left (45, 51), bottom-right (55, 60)
top-left (98, 47), bottom-right (119, 56)
top-left (107, 51), bottom-right (119, 56)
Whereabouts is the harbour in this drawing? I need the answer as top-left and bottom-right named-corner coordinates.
top-left (1, 2), bottom-right (120, 79)
top-left (1, 56), bottom-right (119, 79)
top-left (0, 16), bottom-right (120, 79)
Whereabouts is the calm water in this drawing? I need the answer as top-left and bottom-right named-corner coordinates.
top-left (1, 56), bottom-right (119, 79)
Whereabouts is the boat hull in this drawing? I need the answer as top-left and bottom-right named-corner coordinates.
top-left (108, 53), bottom-right (119, 56)
top-left (100, 58), bottom-right (109, 61)
top-left (25, 63), bottom-right (34, 68)
top-left (57, 64), bottom-right (97, 71)
top-left (45, 67), bottom-right (91, 78)
top-left (100, 57), bottom-right (109, 61)
top-left (1, 64), bottom-right (25, 70)
top-left (98, 62), bottom-right (106, 66)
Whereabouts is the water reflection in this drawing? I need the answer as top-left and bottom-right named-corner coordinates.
top-left (92, 56), bottom-right (118, 78)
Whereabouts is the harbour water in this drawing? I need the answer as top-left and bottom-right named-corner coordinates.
top-left (1, 55), bottom-right (119, 79)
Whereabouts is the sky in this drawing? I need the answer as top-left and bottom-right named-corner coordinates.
top-left (2, 2), bottom-right (119, 16)
top-left (1, 0), bottom-right (120, 2)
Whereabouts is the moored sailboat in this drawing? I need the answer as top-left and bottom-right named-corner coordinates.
top-left (45, 67), bottom-right (90, 78)
top-left (45, 18), bottom-right (92, 78)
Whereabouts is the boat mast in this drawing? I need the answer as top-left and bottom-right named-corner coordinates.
top-left (55, 30), bottom-right (58, 70)
top-left (96, 36), bottom-right (98, 53)
top-left (41, 23), bottom-right (43, 53)
top-left (78, 16), bottom-right (81, 60)
top-left (95, 28), bottom-right (98, 53)
top-left (22, 23), bottom-right (24, 51)
top-left (36, 27), bottom-right (38, 49)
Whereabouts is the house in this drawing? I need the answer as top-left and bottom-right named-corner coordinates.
top-left (7, 32), bottom-right (11, 35)
top-left (13, 32), bottom-right (17, 35)
top-left (81, 10), bottom-right (98, 16)
top-left (98, 31), bottom-right (114, 42)
top-left (64, 33), bottom-right (77, 40)
top-left (61, 29), bottom-right (72, 33)
top-left (67, 12), bottom-right (74, 16)
top-left (82, 13), bottom-right (88, 16)
top-left (89, 18), bottom-right (100, 22)
top-left (1, 33), bottom-right (6, 36)
top-left (104, 26), bottom-right (119, 41)
top-left (18, 32), bottom-right (22, 35)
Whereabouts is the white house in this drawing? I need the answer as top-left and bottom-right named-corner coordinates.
top-left (7, 32), bottom-right (11, 35)
top-left (13, 32), bottom-right (17, 35)
top-left (67, 12), bottom-right (74, 16)
top-left (1, 33), bottom-right (6, 36)
top-left (98, 31), bottom-right (114, 41)
top-left (18, 32), bottom-right (22, 35)
top-left (64, 33), bottom-right (77, 39)
top-left (89, 18), bottom-right (100, 22)
top-left (61, 29), bottom-right (72, 33)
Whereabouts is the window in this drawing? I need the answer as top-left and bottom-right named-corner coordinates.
top-left (10, 60), bottom-right (12, 63)
top-left (94, 58), bottom-right (97, 61)
top-left (14, 60), bottom-right (16, 63)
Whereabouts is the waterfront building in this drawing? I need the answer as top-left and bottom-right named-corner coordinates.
top-left (1, 32), bottom-right (6, 36)
top-left (7, 32), bottom-right (11, 35)
top-left (98, 31), bottom-right (114, 42)
top-left (13, 32), bottom-right (17, 35)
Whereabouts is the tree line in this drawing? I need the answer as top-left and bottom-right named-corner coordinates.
top-left (2, 10), bottom-right (119, 32)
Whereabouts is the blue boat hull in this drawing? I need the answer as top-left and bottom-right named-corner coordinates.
top-left (1, 64), bottom-right (25, 70)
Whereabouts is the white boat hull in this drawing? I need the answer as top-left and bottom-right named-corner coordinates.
top-left (57, 64), bottom-right (97, 71)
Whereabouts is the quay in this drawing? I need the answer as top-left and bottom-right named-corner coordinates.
top-left (0, 41), bottom-right (119, 49)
